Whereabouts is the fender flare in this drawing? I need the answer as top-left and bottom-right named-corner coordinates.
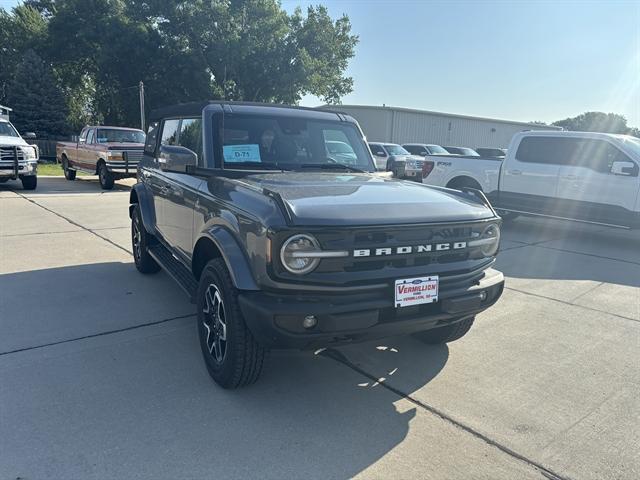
top-left (129, 183), bottom-right (157, 235)
top-left (194, 227), bottom-right (259, 291)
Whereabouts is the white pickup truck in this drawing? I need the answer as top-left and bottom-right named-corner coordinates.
top-left (422, 131), bottom-right (640, 228)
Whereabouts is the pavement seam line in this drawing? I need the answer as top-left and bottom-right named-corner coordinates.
top-left (0, 313), bottom-right (195, 356)
top-left (534, 244), bottom-right (640, 266)
top-left (505, 286), bottom-right (640, 324)
top-left (568, 281), bottom-right (605, 303)
top-left (15, 192), bottom-right (133, 255)
top-left (320, 348), bottom-right (572, 480)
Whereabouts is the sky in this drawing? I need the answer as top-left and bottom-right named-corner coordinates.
top-left (2, 0), bottom-right (639, 127)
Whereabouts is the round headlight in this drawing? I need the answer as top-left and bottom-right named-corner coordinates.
top-left (280, 234), bottom-right (321, 275)
top-left (480, 223), bottom-right (500, 257)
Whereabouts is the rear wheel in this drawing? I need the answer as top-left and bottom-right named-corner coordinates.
top-left (21, 176), bottom-right (37, 190)
top-left (497, 210), bottom-right (519, 223)
top-left (131, 204), bottom-right (160, 274)
top-left (197, 258), bottom-right (267, 389)
top-left (62, 157), bottom-right (76, 180)
top-left (446, 177), bottom-right (482, 191)
top-left (414, 317), bottom-right (475, 344)
top-left (98, 162), bottom-right (114, 190)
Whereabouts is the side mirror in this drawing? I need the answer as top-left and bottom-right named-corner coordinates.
top-left (158, 144), bottom-right (198, 173)
top-left (611, 161), bottom-right (637, 176)
top-left (23, 132), bottom-right (36, 139)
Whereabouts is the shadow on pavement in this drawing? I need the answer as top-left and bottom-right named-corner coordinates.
top-left (0, 262), bottom-right (451, 479)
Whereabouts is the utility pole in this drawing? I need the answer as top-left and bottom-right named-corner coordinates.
top-left (139, 81), bottom-right (145, 131)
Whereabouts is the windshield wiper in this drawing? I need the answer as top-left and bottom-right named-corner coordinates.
top-left (300, 163), bottom-right (367, 173)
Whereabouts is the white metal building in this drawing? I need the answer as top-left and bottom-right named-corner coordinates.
top-left (324, 104), bottom-right (561, 149)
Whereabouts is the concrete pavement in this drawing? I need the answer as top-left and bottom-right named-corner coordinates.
top-left (1, 177), bottom-right (638, 479)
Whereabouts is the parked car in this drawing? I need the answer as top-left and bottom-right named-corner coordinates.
top-left (403, 143), bottom-right (450, 156)
top-left (57, 126), bottom-right (145, 189)
top-left (475, 147), bottom-right (506, 158)
top-left (368, 142), bottom-right (426, 180)
top-left (443, 146), bottom-right (481, 156)
top-left (422, 131), bottom-right (640, 228)
top-left (326, 140), bottom-right (358, 164)
top-left (130, 101), bottom-right (505, 388)
top-left (0, 117), bottom-right (38, 190)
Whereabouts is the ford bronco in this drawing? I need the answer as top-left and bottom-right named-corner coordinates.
top-left (129, 102), bottom-right (504, 388)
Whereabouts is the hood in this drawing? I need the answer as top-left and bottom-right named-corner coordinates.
top-left (105, 143), bottom-right (144, 150)
top-left (0, 136), bottom-right (29, 147)
top-left (239, 172), bottom-right (494, 226)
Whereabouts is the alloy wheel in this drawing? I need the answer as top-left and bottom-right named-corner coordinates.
top-left (202, 284), bottom-right (227, 364)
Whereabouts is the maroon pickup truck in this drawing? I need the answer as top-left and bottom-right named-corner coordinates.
top-left (57, 126), bottom-right (145, 189)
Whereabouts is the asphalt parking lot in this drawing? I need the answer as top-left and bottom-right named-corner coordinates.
top-left (1, 177), bottom-right (638, 480)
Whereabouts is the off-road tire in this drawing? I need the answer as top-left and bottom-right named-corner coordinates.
top-left (62, 157), bottom-right (76, 180)
top-left (131, 204), bottom-right (160, 274)
top-left (21, 176), bottom-right (37, 190)
top-left (415, 317), bottom-right (475, 344)
top-left (197, 258), bottom-right (267, 389)
top-left (98, 162), bottom-right (114, 190)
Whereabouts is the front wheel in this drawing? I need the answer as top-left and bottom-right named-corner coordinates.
top-left (197, 258), bottom-right (267, 389)
top-left (98, 163), bottom-right (114, 190)
top-left (131, 204), bottom-right (160, 274)
top-left (414, 317), bottom-right (475, 344)
top-left (21, 176), bottom-right (37, 190)
top-left (62, 157), bottom-right (76, 180)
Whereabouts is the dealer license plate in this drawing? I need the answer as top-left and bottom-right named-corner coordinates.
top-left (394, 276), bottom-right (439, 308)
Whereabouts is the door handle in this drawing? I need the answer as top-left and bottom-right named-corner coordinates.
top-left (562, 174), bottom-right (578, 180)
top-left (509, 169), bottom-right (522, 175)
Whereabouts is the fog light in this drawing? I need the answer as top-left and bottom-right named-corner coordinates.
top-left (303, 315), bottom-right (317, 329)
top-left (479, 291), bottom-right (487, 301)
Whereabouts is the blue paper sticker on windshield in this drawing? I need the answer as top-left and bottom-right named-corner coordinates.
top-left (223, 144), bottom-right (261, 163)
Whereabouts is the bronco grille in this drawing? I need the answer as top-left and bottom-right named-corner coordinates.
top-left (315, 224), bottom-right (476, 273)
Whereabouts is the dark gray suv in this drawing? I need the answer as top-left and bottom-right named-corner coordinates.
top-left (129, 102), bottom-right (504, 388)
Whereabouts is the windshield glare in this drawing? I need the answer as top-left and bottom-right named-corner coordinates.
top-left (219, 114), bottom-right (374, 171)
top-left (96, 128), bottom-right (145, 143)
top-left (428, 145), bottom-right (448, 154)
top-left (0, 121), bottom-right (20, 137)
top-left (385, 144), bottom-right (410, 156)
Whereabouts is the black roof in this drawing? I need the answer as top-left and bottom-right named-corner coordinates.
top-left (149, 100), bottom-right (349, 123)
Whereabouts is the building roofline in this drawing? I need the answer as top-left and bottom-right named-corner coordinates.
top-left (320, 104), bottom-right (563, 130)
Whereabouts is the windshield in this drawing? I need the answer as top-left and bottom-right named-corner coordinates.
top-left (428, 145), bottom-right (448, 155)
top-left (219, 114), bottom-right (374, 171)
top-left (96, 128), bottom-right (145, 144)
top-left (384, 144), bottom-right (410, 156)
top-left (0, 121), bottom-right (20, 137)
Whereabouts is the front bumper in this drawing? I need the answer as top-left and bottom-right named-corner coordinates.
top-left (0, 160), bottom-right (37, 178)
top-left (239, 267), bottom-right (504, 349)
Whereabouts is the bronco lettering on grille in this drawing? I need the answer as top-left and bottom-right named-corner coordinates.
top-left (353, 242), bottom-right (467, 257)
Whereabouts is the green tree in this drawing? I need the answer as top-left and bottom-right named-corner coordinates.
top-left (552, 112), bottom-right (629, 134)
top-left (8, 49), bottom-right (69, 137)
